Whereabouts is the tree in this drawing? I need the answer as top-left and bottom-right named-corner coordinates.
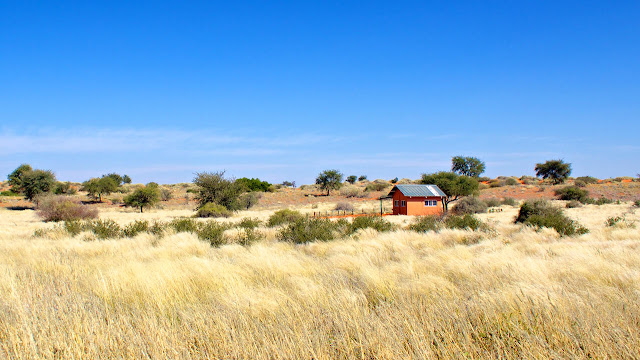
top-left (236, 177), bottom-right (271, 192)
top-left (7, 164), bottom-right (33, 190)
top-left (82, 176), bottom-right (118, 202)
top-left (451, 156), bottom-right (486, 178)
top-left (105, 173), bottom-right (124, 186)
top-left (535, 160), bottom-right (571, 184)
top-left (193, 171), bottom-right (246, 211)
top-left (358, 175), bottom-right (367, 181)
top-left (346, 175), bottom-right (357, 184)
top-left (421, 171), bottom-right (479, 212)
top-left (20, 169), bottom-right (57, 201)
top-left (315, 169), bottom-right (343, 196)
top-left (124, 185), bottom-right (159, 213)
top-left (123, 175), bottom-right (132, 184)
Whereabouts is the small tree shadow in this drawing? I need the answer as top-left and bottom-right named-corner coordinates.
top-left (81, 200), bottom-right (102, 205)
top-left (6, 206), bottom-right (34, 211)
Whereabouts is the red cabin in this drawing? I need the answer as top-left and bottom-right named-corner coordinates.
top-left (387, 184), bottom-right (446, 216)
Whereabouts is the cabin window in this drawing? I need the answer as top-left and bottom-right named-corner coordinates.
top-left (401, 200), bottom-right (406, 207)
top-left (394, 200), bottom-right (399, 207)
top-left (424, 200), bottom-right (438, 207)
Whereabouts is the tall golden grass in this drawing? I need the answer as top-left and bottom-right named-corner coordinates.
top-left (0, 202), bottom-right (639, 359)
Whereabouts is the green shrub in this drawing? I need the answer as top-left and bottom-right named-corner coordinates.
top-left (408, 216), bottom-right (443, 233)
top-left (236, 177), bottom-right (272, 192)
top-left (634, 200), bottom-right (640, 207)
top-left (0, 190), bottom-right (21, 196)
top-left (268, 209), bottom-right (304, 227)
top-left (484, 198), bottom-right (501, 207)
top-left (63, 220), bottom-right (84, 236)
top-left (197, 221), bottom-right (227, 247)
top-left (36, 195), bottom-right (98, 222)
top-left (452, 197), bottom-right (487, 215)
top-left (237, 217), bottom-right (262, 230)
top-left (489, 180), bottom-right (505, 188)
top-left (170, 218), bottom-right (199, 233)
top-left (278, 218), bottom-right (342, 244)
top-left (445, 214), bottom-right (485, 231)
top-left (583, 197), bottom-right (614, 205)
top-left (555, 186), bottom-right (589, 202)
top-left (195, 203), bottom-right (232, 218)
top-left (565, 200), bottom-right (582, 208)
top-left (340, 187), bottom-right (362, 198)
top-left (53, 182), bottom-right (77, 195)
top-left (123, 220), bottom-right (150, 237)
top-left (365, 182), bottom-right (389, 192)
top-left (505, 178), bottom-right (519, 186)
top-left (348, 216), bottom-right (394, 234)
top-left (575, 176), bottom-right (598, 184)
top-left (515, 200), bottom-right (588, 236)
top-left (574, 180), bottom-right (587, 188)
top-left (239, 192), bottom-right (261, 210)
top-left (501, 198), bottom-right (517, 206)
top-left (149, 221), bottom-right (166, 238)
top-left (86, 219), bottom-right (122, 239)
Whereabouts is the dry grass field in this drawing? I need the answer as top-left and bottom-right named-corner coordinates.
top-left (1, 199), bottom-right (640, 359)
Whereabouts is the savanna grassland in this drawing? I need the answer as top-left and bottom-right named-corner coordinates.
top-left (1, 184), bottom-right (640, 359)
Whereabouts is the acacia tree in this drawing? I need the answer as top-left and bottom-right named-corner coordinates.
top-left (421, 171), bottom-right (479, 212)
top-left (20, 169), bottom-right (56, 202)
top-left (82, 176), bottom-right (118, 202)
top-left (535, 160), bottom-right (571, 184)
top-left (7, 164), bottom-right (33, 190)
top-left (193, 171), bottom-right (246, 210)
top-left (316, 169), bottom-right (343, 196)
top-left (124, 185), bottom-right (159, 213)
top-left (451, 156), bottom-right (486, 178)
top-left (346, 175), bottom-right (357, 184)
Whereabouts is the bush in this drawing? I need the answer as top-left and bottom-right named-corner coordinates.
top-left (605, 216), bottom-right (634, 228)
top-left (565, 200), bottom-right (582, 208)
top-left (53, 182), bottom-right (77, 195)
top-left (239, 192), bottom-right (261, 210)
top-left (197, 221), bottom-right (227, 247)
top-left (348, 216), bottom-right (394, 234)
top-left (484, 198), bottom-right (501, 207)
top-left (123, 220), bottom-right (150, 237)
top-left (358, 175), bottom-right (367, 181)
top-left (236, 177), bottom-right (272, 192)
top-left (195, 203), bottom-right (232, 218)
top-left (583, 197), bottom-right (614, 205)
top-left (340, 187), bottom-right (363, 198)
top-left (452, 197), bottom-right (487, 215)
top-left (555, 186), bottom-right (589, 202)
top-left (515, 200), bottom-right (588, 236)
top-left (574, 180), bottom-right (587, 188)
top-left (36, 195), bottom-right (98, 222)
top-left (408, 216), bottom-right (443, 233)
top-left (170, 218), bottom-right (200, 233)
top-left (501, 198), bottom-right (517, 206)
top-left (334, 201), bottom-right (355, 211)
top-left (267, 209), bottom-right (304, 227)
top-left (364, 182), bottom-right (388, 192)
top-left (237, 217), bottom-right (262, 229)
top-left (63, 220), bottom-right (84, 236)
top-left (634, 200), bottom-right (640, 207)
top-left (0, 190), bottom-right (21, 196)
top-left (489, 180), bottom-right (504, 188)
top-left (444, 214), bottom-right (485, 231)
top-left (505, 178), bottom-right (519, 186)
top-left (160, 188), bottom-right (172, 201)
top-left (575, 176), bottom-right (598, 184)
top-left (278, 218), bottom-right (343, 244)
top-left (86, 219), bottom-right (122, 239)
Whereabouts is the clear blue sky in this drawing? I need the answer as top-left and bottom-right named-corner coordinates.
top-left (1, 1), bottom-right (639, 184)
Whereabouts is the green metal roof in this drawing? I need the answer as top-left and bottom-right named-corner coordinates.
top-left (387, 184), bottom-right (446, 198)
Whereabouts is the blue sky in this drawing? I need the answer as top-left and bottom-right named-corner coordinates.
top-left (1, 1), bottom-right (639, 184)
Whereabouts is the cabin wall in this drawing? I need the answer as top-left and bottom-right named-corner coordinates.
top-left (392, 192), bottom-right (443, 216)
